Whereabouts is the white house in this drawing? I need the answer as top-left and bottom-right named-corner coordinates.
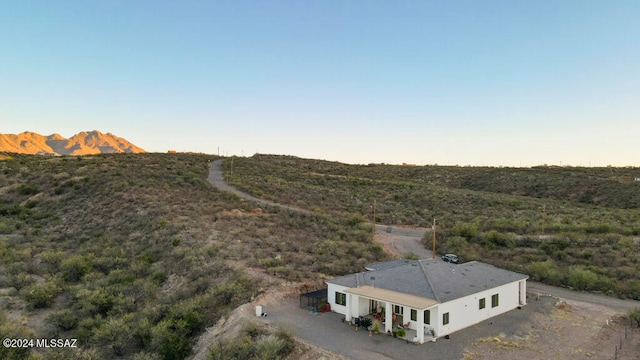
top-left (326, 259), bottom-right (528, 344)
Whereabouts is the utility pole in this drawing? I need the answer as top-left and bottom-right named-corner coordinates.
top-left (372, 199), bottom-right (377, 235)
top-left (432, 218), bottom-right (436, 259)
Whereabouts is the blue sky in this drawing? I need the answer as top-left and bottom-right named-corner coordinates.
top-left (1, 1), bottom-right (638, 166)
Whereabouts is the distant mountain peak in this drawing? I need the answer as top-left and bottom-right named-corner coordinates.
top-left (0, 131), bottom-right (145, 155)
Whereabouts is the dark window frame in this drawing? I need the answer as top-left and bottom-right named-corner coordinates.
top-left (491, 294), bottom-right (499, 308)
top-left (393, 304), bottom-right (404, 315)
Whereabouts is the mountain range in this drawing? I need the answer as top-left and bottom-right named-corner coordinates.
top-left (0, 130), bottom-right (145, 155)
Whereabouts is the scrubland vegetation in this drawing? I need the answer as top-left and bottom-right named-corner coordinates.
top-left (0, 153), bottom-right (384, 359)
top-left (228, 154), bottom-right (640, 299)
top-left (2, 152), bottom-right (638, 359)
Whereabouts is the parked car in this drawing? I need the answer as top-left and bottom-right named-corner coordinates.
top-left (442, 254), bottom-right (459, 263)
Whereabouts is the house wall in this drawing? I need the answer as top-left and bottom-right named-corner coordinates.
top-left (436, 281), bottom-right (523, 337)
top-left (357, 297), bottom-right (369, 317)
top-left (401, 305), bottom-right (437, 331)
top-left (327, 283), bottom-right (349, 316)
top-left (329, 279), bottom-right (526, 339)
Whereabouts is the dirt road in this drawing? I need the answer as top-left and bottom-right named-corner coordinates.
top-left (208, 159), bottom-right (310, 213)
top-left (527, 281), bottom-right (639, 312)
top-left (374, 225), bottom-right (432, 259)
top-left (208, 159), bottom-right (429, 254)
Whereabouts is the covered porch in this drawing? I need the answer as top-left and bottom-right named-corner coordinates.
top-left (344, 286), bottom-right (438, 344)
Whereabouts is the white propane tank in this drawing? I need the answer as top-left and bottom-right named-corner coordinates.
top-left (255, 305), bottom-right (262, 317)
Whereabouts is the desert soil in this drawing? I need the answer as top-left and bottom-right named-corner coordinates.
top-left (466, 299), bottom-right (639, 360)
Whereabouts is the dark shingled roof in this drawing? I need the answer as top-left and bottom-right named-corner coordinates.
top-left (327, 259), bottom-right (528, 303)
top-left (364, 258), bottom-right (415, 271)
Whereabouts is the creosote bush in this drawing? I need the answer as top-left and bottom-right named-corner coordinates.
top-left (207, 323), bottom-right (295, 360)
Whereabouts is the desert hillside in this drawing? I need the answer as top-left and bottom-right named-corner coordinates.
top-left (0, 153), bottom-right (380, 359)
top-left (0, 130), bottom-right (145, 155)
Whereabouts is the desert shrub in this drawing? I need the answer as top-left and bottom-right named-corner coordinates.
top-left (629, 307), bottom-right (640, 327)
top-left (151, 319), bottom-right (192, 360)
top-left (484, 230), bottom-right (516, 248)
top-left (0, 220), bottom-right (13, 234)
top-left (347, 214), bottom-right (367, 226)
top-left (567, 266), bottom-right (598, 291)
top-left (47, 308), bottom-right (79, 330)
top-left (274, 326), bottom-right (296, 356)
top-left (585, 223), bottom-right (612, 234)
top-left (94, 317), bottom-right (132, 356)
top-left (60, 254), bottom-right (93, 282)
top-left (452, 223), bottom-right (479, 240)
top-left (18, 184), bottom-right (39, 195)
top-left (166, 298), bottom-right (206, 336)
top-left (22, 280), bottom-right (61, 309)
top-left (0, 314), bottom-right (34, 360)
top-left (527, 260), bottom-right (561, 284)
top-left (256, 335), bottom-right (286, 359)
top-left (208, 335), bottom-right (255, 360)
top-left (404, 252), bottom-right (419, 260)
top-left (207, 324), bottom-right (294, 360)
top-left (5, 272), bottom-right (35, 291)
top-left (75, 288), bottom-right (115, 316)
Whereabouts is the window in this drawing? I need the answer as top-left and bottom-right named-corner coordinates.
top-left (491, 294), bottom-right (499, 308)
top-left (410, 309), bottom-right (417, 321)
top-left (424, 310), bottom-right (430, 324)
top-left (336, 292), bottom-right (346, 306)
top-left (479, 298), bottom-right (486, 309)
top-left (443, 312), bottom-right (449, 325)
top-left (393, 305), bottom-right (403, 315)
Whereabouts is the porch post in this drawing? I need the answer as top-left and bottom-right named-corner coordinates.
top-left (417, 309), bottom-right (425, 344)
top-left (345, 293), bottom-right (352, 322)
top-left (385, 302), bottom-right (392, 334)
top-left (353, 294), bottom-right (359, 318)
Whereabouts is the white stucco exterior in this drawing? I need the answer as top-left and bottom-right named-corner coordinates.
top-left (325, 260), bottom-right (528, 344)
top-left (433, 280), bottom-right (525, 337)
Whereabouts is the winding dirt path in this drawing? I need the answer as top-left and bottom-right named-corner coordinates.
top-left (208, 159), bottom-right (311, 213)
top-left (208, 159), bottom-right (433, 259)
